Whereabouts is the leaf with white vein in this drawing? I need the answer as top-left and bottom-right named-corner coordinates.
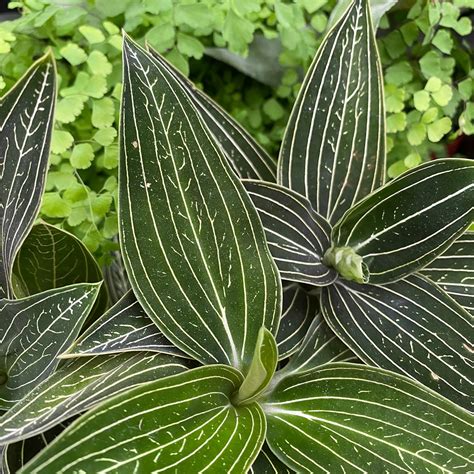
top-left (249, 444), bottom-right (293, 473)
top-left (120, 36), bottom-right (281, 372)
top-left (278, 0), bottom-right (385, 225)
top-left (1, 423), bottom-right (68, 473)
top-left (12, 222), bottom-right (108, 318)
top-left (277, 283), bottom-right (318, 360)
top-left (146, 44), bottom-right (277, 181)
top-left (0, 52), bottom-right (56, 298)
top-left (422, 231), bottom-right (474, 315)
top-left (0, 283), bottom-right (100, 410)
top-left (243, 180), bottom-right (337, 286)
top-left (0, 352), bottom-right (190, 444)
top-left (321, 274), bottom-right (473, 410)
top-left (22, 366), bottom-right (266, 473)
top-left (64, 290), bottom-right (186, 358)
top-left (277, 313), bottom-right (357, 381)
top-left (264, 363), bottom-right (473, 473)
top-left (331, 159), bottom-right (474, 284)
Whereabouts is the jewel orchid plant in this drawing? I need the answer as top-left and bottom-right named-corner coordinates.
top-left (0, 0), bottom-right (473, 472)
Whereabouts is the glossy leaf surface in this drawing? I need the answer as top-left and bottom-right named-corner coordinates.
top-left (265, 364), bottom-right (472, 473)
top-left (0, 53), bottom-right (56, 298)
top-left (0, 283), bottom-right (100, 409)
top-left (120, 37), bottom-right (280, 372)
top-left (277, 283), bottom-right (318, 359)
top-left (64, 290), bottom-right (185, 358)
top-left (12, 223), bottom-right (108, 316)
top-left (244, 180), bottom-right (336, 286)
top-left (147, 45), bottom-right (277, 181)
top-left (278, 0), bottom-right (385, 224)
top-left (23, 366), bottom-right (266, 473)
top-left (321, 274), bottom-right (473, 410)
top-left (422, 232), bottom-right (474, 315)
top-left (249, 444), bottom-right (293, 474)
top-left (332, 159), bottom-right (474, 283)
top-left (0, 352), bottom-right (189, 444)
top-left (278, 313), bottom-right (356, 380)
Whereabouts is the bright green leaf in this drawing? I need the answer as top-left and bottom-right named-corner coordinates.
top-left (79, 25), bottom-right (105, 44)
top-left (59, 43), bottom-right (87, 66)
top-left (70, 143), bottom-right (94, 169)
top-left (92, 97), bottom-right (115, 128)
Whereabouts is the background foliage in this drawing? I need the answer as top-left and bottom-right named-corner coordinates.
top-left (0, 0), bottom-right (472, 261)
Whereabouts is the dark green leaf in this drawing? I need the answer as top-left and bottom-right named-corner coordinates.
top-left (249, 444), bottom-right (293, 473)
top-left (103, 248), bottom-right (131, 305)
top-left (120, 36), bottom-right (281, 373)
top-left (0, 283), bottom-right (100, 409)
top-left (264, 363), bottom-right (472, 472)
top-left (277, 283), bottom-right (318, 359)
top-left (12, 222), bottom-right (108, 317)
top-left (146, 44), bottom-right (277, 181)
top-left (2, 423), bottom-right (67, 474)
top-left (64, 290), bottom-right (186, 358)
top-left (23, 366), bottom-right (266, 473)
top-left (277, 312), bottom-right (356, 381)
top-left (331, 159), bottom-right (474, 284)
top-left (243, 180), bottom-right (337, 286)
top-left (422, 232), bottom-right (474, 315)
top-left (0, 53), bottom-right (56, 298)
top-left (321, 274), bottom-right (473, 410)
top-left (0, 352), bottom-right (189, 444)
top-left (278, 0), bottom-right (385, 224)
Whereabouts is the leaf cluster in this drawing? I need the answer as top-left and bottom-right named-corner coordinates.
top-left (0, 0), bottom-right (472, 471)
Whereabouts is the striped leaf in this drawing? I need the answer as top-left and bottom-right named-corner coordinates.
top-left (2, 423), bottom-right (67, 474)
top-left (63, 290), bottom-right (186, 358)
top-left (278, 313), bottom-right (357, 380)
top-left (250, 444), bottom-right (293, 474)
top-left (278, 0), bottom-right (385, 225)
top-left (321, 274), bottom-right (473, 410)
top-left (120, 36), bottom-right (281, 372)
top-left (146, 45), bottom-right (277, 181)
top-left (243, 180), bottom-right (337, 286)
top-left (0, 352), bottom-right (189, 444)
top-left (277, 283), bottom-right (318, 360)
top-left (23, 366), bottom-right (266, 473)
top-left (422, 232), bottom-right (474, 315)
top-left (264, 363), bottom-right (472, 473)
top-left (12, 222), bottom-right (108, 317)
top-left (0, 53), bottom-right (56, 298)
top-left (331, 159), bottom-right (474, 284)
top-left (0, 283), bottom-right (100, 409)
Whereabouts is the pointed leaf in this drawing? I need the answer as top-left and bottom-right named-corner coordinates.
top-left (233, 327), bottom-right (278, 405)
top-left (0, 53), bottom-right (56, 298)
top-left (64, 290), bottom-right (186, 358)
top-left (264, 363), bottom-right (472, 473)
top-left (0, 283), bottom-right (100, 409)
top-left (278, 0), bottom-right (385, 224)
top-left (0, 352), bottom-right (189, 444)
top-left (321, 274), bottom-right (473, 410)
top-left (12, 222), bottom-right (108, 317)
top-left (277, 283), bottom-right (318, 359)
top-left (147, 45), bottom-right (277, 181)
top-left (120, 37), bottom-right (281, 372)
top-left (422, 232), bottom-right (474, 315)
top-left (23, 366), bottom-right (266, 473)
top-left (249, 444), bottom-right (293, 473)
top-left (332, 159), bottom-right (474, 284)
top-left (243, 180), bottom-right (337, 286)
